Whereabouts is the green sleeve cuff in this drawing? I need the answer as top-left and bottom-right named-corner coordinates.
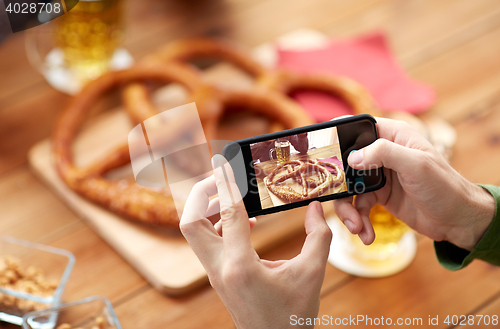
top-left (434, 184), bottom-right (500, 271)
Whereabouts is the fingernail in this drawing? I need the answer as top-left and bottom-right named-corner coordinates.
top-left (349, 150), bottom-right (363, 165)
top-left (359, 231), bottom-right (368, 244)
top-left (344, 220), bottom-right (354, 232)
top-left (212, 154), bottom-right (225, 169)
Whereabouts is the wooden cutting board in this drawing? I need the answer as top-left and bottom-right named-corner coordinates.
top-left (27, 29), bottom-right (327, 297)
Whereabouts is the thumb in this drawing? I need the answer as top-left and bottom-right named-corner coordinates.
top-left (348, 138), bottom-right (419, 174)
top-left (211, 154), bottom-right (253, 259)
top-left (296, 202), bottom-right (332, 268)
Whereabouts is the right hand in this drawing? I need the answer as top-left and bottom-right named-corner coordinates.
top-left (333, 118), bottom-right (495, 251)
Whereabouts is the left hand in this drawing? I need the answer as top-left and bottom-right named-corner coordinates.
top-left (180, 154), bottom-right (332, 329)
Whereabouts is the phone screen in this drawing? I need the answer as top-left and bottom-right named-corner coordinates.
top-left (223, 114), bottom-right (385, 217)
top-left (249, 125), bottom-right (347, 210)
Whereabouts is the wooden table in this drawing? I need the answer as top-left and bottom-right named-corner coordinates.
top-left (2, 0), bottom-right (500, 327)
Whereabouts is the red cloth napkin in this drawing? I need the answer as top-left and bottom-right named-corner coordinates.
top-left (277, 32), bottom-right (435, 122)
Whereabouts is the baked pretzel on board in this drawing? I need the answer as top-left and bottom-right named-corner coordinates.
top-left (52, 38), bottom-right (377, 230)
top-left (52, 64), bottom-right (202, 229)
top-left (264, 159), bottom-right (345, 204)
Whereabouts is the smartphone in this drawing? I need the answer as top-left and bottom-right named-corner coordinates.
top-left (222, 114), bottom-right (385, 217)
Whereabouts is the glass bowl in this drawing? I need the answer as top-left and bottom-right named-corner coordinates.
top-left (0, 235), bottom-right (75, 325)
top-left (22, 296), bottom-right (122, 329)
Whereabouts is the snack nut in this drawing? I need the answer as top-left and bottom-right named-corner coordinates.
top-left (56, 316), bottom-right (106, 329)
top-left (0, 256), bottom-right (58, 316)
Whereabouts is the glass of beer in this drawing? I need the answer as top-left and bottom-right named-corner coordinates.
top-left (55, 0), bottom-right (124, 83)
top-left (270, 138), bottom-right (291, 163)
top-left (348, 204), bottom-right (410, 261)
top-left (328, 201), bottom-right (417, 277)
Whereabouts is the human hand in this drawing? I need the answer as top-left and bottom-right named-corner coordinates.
top-left (333, 118), bottom-right (495, 251)
top-left (180, 154), bottom-right (332, 329)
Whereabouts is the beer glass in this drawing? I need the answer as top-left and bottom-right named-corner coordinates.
top-left (328, 203), bottom-right (417, 277)
top-left (55, 0), bottom-right (124, 82)
top-left (348, 204), bottom-right (410, 261)
top-left (25, 0), bottom-right (132, 94)
top-left (269, 138), bottom-right (291, 163)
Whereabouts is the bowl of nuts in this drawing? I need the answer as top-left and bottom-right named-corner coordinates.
top-left (22, 296), bottom-right (122, 329)
top-left (0, 235), bottom-right (75, 326)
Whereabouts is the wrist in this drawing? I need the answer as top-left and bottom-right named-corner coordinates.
top-left (450, 183), bottom-right (496, 251)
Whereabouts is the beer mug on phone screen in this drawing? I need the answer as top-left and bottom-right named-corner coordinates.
top-left (269, 138), bottom-right (291, 163)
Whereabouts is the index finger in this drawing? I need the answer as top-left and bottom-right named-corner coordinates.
top-left (212, 154), bottom-right (254, 260)
top-left (373, 117), bottom-right (430, 147)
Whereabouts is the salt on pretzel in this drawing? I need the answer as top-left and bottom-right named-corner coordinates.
top-left (264, 159), bottom-right (344, 203)
top-left (53, 64), bottom-right (203, 228)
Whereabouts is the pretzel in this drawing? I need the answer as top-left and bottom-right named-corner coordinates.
top-left (123, 39), bottom-right (377, 139)
top-left (52, 63), bottom-right (203, 229)
top-left (121, 61), bottom-right (201, 125)
top-left (191, 84), bottom-right (315, 141)
top-left (53, 37), bottom-right (381, 230)
top-left (122, 38), bottom-right (286, 133)
top-left (146, 38), bottom-right (267, 78)
top-left (257, 70), bottom-right (382, 117)
top-left (264, 159), bottom-right (344, 203)
top-left (122, 38), bottom-right (267, 125)
top-left (53, 64), bottom-right (313, 229)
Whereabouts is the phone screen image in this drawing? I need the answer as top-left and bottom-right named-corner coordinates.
top-left (223, 115), bottom-right (385, 217)
top-left (250, 126), bottom-right (347, 210)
